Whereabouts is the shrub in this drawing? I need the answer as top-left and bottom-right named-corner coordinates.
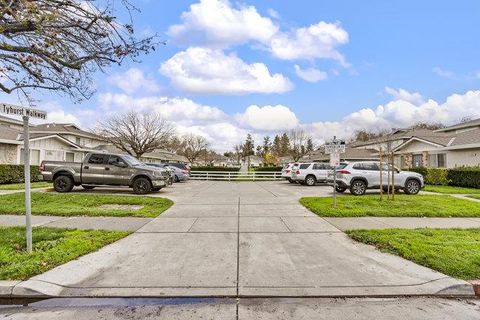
top-left (0, 165), bottom-right (40, 184)
top-left (190, 166), bottom-right (240, 172)
top-left (425, 168), bottom-right (450, 185)
top-left (255, 166), bottom-right (283, 172)
top-left (447, 167), bottom-right (480, 189)
top-left (407, 167), bottom-right (428, 178)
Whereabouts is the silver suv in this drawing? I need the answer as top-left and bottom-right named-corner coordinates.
top-left (282, 163), bottom-right (299, 183)
top-left (331, 161), bottom-right (424, 196)
top-left (291, 162), bottom-right (332, 186)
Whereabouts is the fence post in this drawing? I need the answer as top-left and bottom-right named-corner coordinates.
top-left (206, 172), bottom-right (209, 180)
top-left (228, 172), bottom-right (231, 181)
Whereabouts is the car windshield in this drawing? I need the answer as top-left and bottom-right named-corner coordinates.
top-left (123, 155), bottom-right (144, 166)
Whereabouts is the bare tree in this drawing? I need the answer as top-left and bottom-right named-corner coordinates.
top-left (0, 0), bottom-right (158, 103)
top-left (99, 111), bottom-right (174, 158)
top-left (177, 134), bottom-right (209, 164)
top-left (288, 129), bottom-right (312, 162)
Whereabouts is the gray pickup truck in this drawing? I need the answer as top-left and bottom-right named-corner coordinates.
top-left (40, 153), bottom-right (168, 194)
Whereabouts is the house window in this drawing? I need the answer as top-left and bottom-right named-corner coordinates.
top-left (65, 152), bottom-right (74, 162)
top-left (412, 154), bottom-right (423, 168)
top-left (75, 137), bottom-right (81, 145)
top-left (20, 149), bottom-right (40, 165)
top-left (428, 154), bottom-right (447, 168)
top-left (438, 154), bottom-right (446, 168)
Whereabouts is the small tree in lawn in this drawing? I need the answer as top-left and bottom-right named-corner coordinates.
top-left (0, 0), bottom-right (158, 103)
top-left (99, 111), bottom-right (174, 158)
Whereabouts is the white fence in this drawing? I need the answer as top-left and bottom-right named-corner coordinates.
top-left (190, 171), bottom-right (283, 181)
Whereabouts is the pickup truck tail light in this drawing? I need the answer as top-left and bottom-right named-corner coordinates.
top-left (39, 162), bottom-right (45, 171)
top-left (286, 170), bottom-right (290, 173)
top-left (296, 170), bottom-right (300, 174)
top-left (337, 170), bottom-right (351, 175)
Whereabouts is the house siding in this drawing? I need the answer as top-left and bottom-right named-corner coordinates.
top-left (447, 149), bottom-right (480, 168)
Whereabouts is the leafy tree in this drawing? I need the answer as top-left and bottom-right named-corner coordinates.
top-left (279, 133), bottom-right (290, 156)
top-left (242, 134), bottom-right (255, 167)
top-left (271, 135), bottom-right (282, 157)
top-left (306, 138), bottom-right (314, 152)
top-left (0, 0), bottom-right (158, 103)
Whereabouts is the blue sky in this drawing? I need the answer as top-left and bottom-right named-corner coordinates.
top-left (5, 0), bottom-right (480, 151)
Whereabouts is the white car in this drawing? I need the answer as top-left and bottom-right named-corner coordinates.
top-left (330, 161), bottom-right (424, 195)
top-left (291, 162), bottom-right (332, 186)
top-left (282, 163), bottom-right (299, 183)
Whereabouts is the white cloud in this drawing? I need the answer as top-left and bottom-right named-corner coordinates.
top-left (160, 47), bottom-right (293, 94)
top-left (384, 87), bottom-right (424, 104)
top-left (235, 105), bottom-right (299, 131)
top-left (167, 0), bottom-right (349, 66)
top-left (107, 68), bottom-right (160, 94)
top-left (267, 8), bottom-right (280, 19)
top-left (294, 65), bottom-right (328, 82)
top-left (306, 90), bottom-right (480, 142)
top-left (432, 67), bottom-right (457, 80)
top-left (270, 22), bottom-right (349, 64)
top-left (167, 0), bottom-right (278, 49)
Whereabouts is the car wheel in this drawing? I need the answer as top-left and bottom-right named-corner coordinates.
top-left (335, 186), bottom-right (347, 193)
top-left (132, 177), bottom-right (152, 194)
top-left (54, 175), bottom-right (74, 193)
top-left (82, 185), bottom-right (95, 190)
top-left (404, 179), bottom-right (420, 195)
top-left (305, 175), bottom-right (316, 186)
top-left (350, 180), bottom-right (367, 196)
top-left (175, 175), bottom-right (180, 182)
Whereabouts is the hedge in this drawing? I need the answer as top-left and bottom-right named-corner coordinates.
top-left (254, 166), bottom-right (283, 172)
top-left (0, 165), bottom-right (40, 184)
top-left (191, 166), bottom-right (240, 172)
top-left (447, 167), bottom-right (480, 189)
top-left (407, 166), bottom-right (480, 188)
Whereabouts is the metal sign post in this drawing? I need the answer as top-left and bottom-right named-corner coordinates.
top-left (1, 103), bottom-right (47, 253)
top-left (325, 136), bottom-right (346, 208)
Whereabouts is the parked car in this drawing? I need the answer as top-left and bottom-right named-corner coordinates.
top-left (291, 162), bottom-right (332, 186)
top-left (166, 162), bottom-right (191, 172)
top-left (281, 163), bottom-right (299, 183)
top-left (329, 161), bottom-right (424, 196)
top-left (149, 163), bottom-right (189, 183)
top-left (40, 153), bottom-right (168, 194)
top-left (147, 164), bottom-right (174, 185)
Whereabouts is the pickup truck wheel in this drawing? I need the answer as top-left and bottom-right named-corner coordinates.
top-left (54, 175), bottom-right (74, 193)
top-left (133, 177), bottom-right (152, 194)
top-left (82, 185), bottom-right (95, 190)
top-left (305, 175), bottom-right (316, 186)
top-left (174, 175), bottom-right (180, 182)
top-left (350, 180), bottom-right (367, 196)
top-left (404, 179), bottom-right (420, 195)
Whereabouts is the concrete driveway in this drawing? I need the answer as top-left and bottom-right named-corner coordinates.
top-left (12, 181), bottom-right (474, 298)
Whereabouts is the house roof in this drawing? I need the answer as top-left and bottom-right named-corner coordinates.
top-left (94, 145), bottom-right (188, 162)
top-left (0, 114), bottom-right (24, 127)
top-left (393, 128), bottom-right (480, 152)
top-left (30, 123), bottom-right (103, 140)
top-left (435, 118), bottom-right (480, 133)
top-left (0, 124), bottom-right (21, 141)
top-left (301, 147), bottom-right (378, 162)
top-left (352, 128), bottom-right (437, 147)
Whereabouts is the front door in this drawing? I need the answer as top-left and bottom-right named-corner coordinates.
top-left (82, 154), bottom-right (108, 184)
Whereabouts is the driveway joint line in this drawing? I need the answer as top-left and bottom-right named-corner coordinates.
top-left (279, 217), bottom-right (292, 232)
top-left (186, 217), bottom-right (199, 233)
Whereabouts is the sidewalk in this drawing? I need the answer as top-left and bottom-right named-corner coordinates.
top-left (0, 215), bottom-right (152, 232)
top-left (1, 214), bottom-right (479, 232)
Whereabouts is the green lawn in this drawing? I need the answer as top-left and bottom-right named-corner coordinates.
top-left (299, 194), bottom-right (480, 217)
top-left (0, 193), bottom-right (173, 218)
top-left (424, 185), bottom-right (480, 194)
top-left (347, 228), bottom-right (480, 280)
top-left (0, 182), bottom-right (51, 190)
top-left (0, 226), bottom-right (129, 280)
